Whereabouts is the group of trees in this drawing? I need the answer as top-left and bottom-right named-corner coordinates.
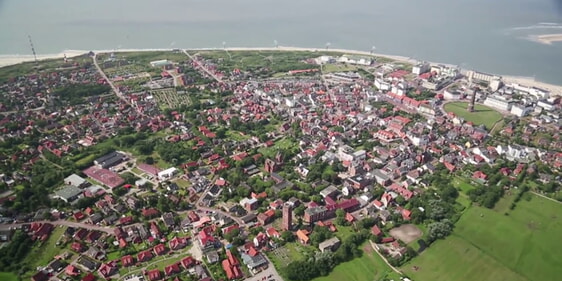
top-left (52, 84), bottom-right (111, 105)
top-left (0, 231), bottom-right (33, 272)
top-left (467, 185), bottom-right (504, 208)
top-left (285, 231), bottom-right (371, 281)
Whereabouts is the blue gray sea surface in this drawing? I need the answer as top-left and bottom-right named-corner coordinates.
top-left (0, 0), bottom-right (561, 84)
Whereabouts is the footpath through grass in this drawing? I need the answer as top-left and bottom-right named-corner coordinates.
top-left (443, 102), bottom-right (502, 130)
top-left (402, 194), bottom-right (562, 281)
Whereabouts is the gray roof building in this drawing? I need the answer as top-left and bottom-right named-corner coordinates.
top-left (319, 237), bottom-right (341, 253)
top-left (64, 174), bottom-right (89, 188)
top-left (241, 252), bottom-right (268, 269)
top-left (53, 186), bottom-right (83, 203)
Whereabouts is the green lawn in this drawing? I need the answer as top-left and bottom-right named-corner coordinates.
top-left (322, 63), bottom-right (360, 73)
top-left (22, 226), bottom-right (67, 279)
top-left (312, 243), bottom-right (401, 281)
top-left (443, 102), bottom-right (502, 130)
top-left (402, 194), bottom-right (562, 281)
top-left (225, 130), bottom-right (251, 141)
top-left (258, 137), bottom-right (297, 158)
top-left (106, 251), bottom-right (121, 261)
top-left (0, 272), bottom-right (18, 281)
top-left (334, 225), bottom-right (355, 241)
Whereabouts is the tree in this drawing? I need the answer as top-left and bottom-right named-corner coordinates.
top-left (285, 260), bottom-right (319, 281)
top-left (223, 228), bottom-right (240, 242)
top-left (114, 187), bottom-right (128, 196)
top-left (335, 209), bottom-right (347, 226)
top-left (427, 220), bottom-right (453, 243)
top-left (294, 205), bottom-right (306, 217)
top-left (281, 231), bottom-right (295, 242)
top-left (145, 156), bottom-right (155, 165)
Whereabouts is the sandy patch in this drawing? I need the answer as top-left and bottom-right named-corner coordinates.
top-left (389, 224), bottom-right (423, 244)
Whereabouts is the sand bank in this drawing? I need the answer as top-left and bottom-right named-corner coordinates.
top-left (531, 33), bottom-right (562, 45)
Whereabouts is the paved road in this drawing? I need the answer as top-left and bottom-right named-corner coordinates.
top-left (182, 50), bottom-right (223, 83)
top-left (92, 53), bottom-right (145, 117)
top-left (0, 219), bottom-right (115, 234)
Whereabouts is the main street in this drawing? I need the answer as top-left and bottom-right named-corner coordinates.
top-left (182, 50), bottom-right (223, 83)
top-left (0, 219), bottom-right (115, 234)
top-left (92, 53), bottom-right (145, 117)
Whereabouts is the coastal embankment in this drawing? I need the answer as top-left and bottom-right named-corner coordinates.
top-left (1, 46), bottom-right (561, 95)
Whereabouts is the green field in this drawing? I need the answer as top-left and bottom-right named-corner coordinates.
top-left (312, 243), bottom-right (401, 281)
top-left (443, 102), bottom-right (502, 130)
top-left (0, 272), bottom-right (18, 281)
top-left (402, 194), bottom-right (562, 281)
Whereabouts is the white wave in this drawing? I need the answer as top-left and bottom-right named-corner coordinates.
top-left (511, 24), bottom-right (562, 31)
top-left (538, 22), bottom-right (560, 25)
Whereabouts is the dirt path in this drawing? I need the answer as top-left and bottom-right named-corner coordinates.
top-left (531, 191), bottom-right (562, 205)
top-left (368, 240), bottom-right (403, 275)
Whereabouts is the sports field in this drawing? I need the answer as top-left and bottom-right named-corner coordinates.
top-left (402, 194), bottom-right (562, 281)
top-left (443, 102), bottom-right (502, 129)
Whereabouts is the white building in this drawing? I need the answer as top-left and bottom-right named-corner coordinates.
top-left (467, 70), bottom-right (499, 83)
top-left (484, 95), bottom-right (512, 111)
top-left (406, 133), bottom-right (429, 147)
top-left (374, 79), bottom-right (391, 91)
top-left (158, 167), bottom-right (178, 181)
top-left (443, 89), bottom-right (461, 100)
top-left (537, 100), bottom-right (555, 111)
top-left (352, 150), bottom-right (367, 166)
top-left (412, 62), bottom-right (430, 75)
top-left (315, 56), bottom-right (336, 64)
top-left (337, 55), bottom-right (373, 66)
top-left (490, 79), bottom-right (503, 92)
top-left (510, 105), bottom-right (532, 117)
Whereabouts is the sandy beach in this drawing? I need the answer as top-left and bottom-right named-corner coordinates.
top-left (530, 33), bottom-right (562, 45)
top-left (0, 46), bottom-right (560, 96)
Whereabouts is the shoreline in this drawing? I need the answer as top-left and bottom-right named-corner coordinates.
top-left (1, 46), bottom-right (561, 95)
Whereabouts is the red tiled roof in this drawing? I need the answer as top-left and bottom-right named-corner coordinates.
top-left (371, 225), bottom-right (382, 236)
top-left (147, 269), bottom-right (162, 281)
top-left (164, 263), bottom-right (181, 276)
top-left (181, 256), bottom-right (196, 269)
top-left (121, 255), bottom-right (134, 267)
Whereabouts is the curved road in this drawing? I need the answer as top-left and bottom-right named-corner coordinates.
top-left (0, 219), bottom-right (115, 234)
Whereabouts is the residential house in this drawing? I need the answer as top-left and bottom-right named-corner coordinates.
top-left (318, 237), bottom-right (341, 253)
top-left (296, 229), bottom-right (310, 245)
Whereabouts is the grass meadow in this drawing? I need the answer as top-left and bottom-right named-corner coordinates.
top-left (402, 194), bottom-right (562, 281)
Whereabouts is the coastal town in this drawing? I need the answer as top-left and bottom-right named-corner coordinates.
top-left (0, 48), bottom-right (561, 281)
